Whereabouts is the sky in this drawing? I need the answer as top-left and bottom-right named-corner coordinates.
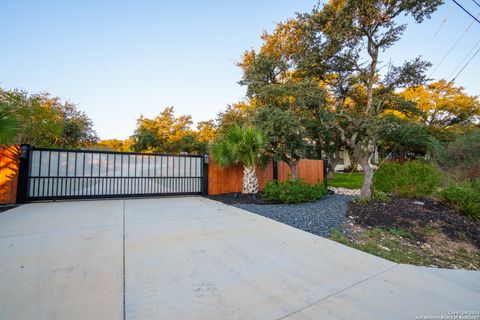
top-left (1, 0), bottom-right (479, 140)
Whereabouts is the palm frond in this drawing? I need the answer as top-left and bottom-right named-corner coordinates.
top-left (0, 116), bottom-right (19, 145)
top-left (209, 124), bottom-right (266, 168)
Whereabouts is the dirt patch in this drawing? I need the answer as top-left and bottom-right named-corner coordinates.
top-left (336, 196), bottom-right (480, 269)
top-left (347, 196), bottom-right (480, 248)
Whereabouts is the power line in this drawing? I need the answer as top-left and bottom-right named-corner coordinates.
top-left (471, 0), bottom-right (480, 9)
top-left (423, 4), bottom-right (452, 55)
top-left (451, 46), bottom-right (480, 81)
top-left (447, 38), bottom-right (480, 79)
top-left (429, 16), bottom-right (477, 76)
top-left (452, 0), bottom-right (480, 24)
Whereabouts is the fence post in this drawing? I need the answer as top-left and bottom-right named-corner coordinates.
top-left (16, 144), bottom-right (32, 204)
top-left (201, 154), bottom-right (209, 196)
top-left (272, 159), bottom-right (278, 181)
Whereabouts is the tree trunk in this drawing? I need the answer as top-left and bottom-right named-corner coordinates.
top-left (287, 159), bottom-right (300, 180)
top-left (347, 148), bottom-right (358, 172)
top-left (358, 153), bottom-right (373, 199)
top-left (242, 165), bottom-right (258, 194)
top-left (326, 152), bottom-right (336, 179)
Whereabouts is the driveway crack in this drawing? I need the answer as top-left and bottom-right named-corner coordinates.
top-left (277, 264), bottom-right (399, 320)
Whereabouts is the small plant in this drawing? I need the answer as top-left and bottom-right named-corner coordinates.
top-left (353, 196), bottom-right (371, 205)
top-left (439, 180), bottom-right (480, 221)
top-left (372, 188), bottom-right (390, 202)
top-left (263, 179), bottom-right (327, 204)
top-left (373, 161), bottom-right (442, 197)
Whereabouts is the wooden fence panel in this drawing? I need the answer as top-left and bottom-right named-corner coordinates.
top-left (208, 159), bottom-right (323, 195)
top-left (207, 162), bottom-right (273, 195)
top-left (0, 145), bottom-right (19, 204)
top-left (277, 159), bottom-right (324, 184)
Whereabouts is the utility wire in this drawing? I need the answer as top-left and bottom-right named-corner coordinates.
top-left (452, 0), bottom-right (480, 23)
top-left (471, 0), bottom-right (480, 9)
top-left (447, 38), bottom-right (480, 79)
top-left (423, 4), bottom-right (452, 55)
top-left (429, 15), bottom-right (477, 76)
top-left (451, 46), bottom-right (480, 81)
top-left (379, 0), bottom-right (480, 166)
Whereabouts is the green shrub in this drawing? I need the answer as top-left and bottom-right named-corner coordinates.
top-left (373, 161), bottom-right (441, 196)
top-left (263, 179), bottom-right (327, 204)
top-left (439, 180), bottom-right (480, 221)
top-left (436, 129), bottom-right (480, 181)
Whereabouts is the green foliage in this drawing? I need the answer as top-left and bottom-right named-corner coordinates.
top-left (131, 107), bottom-right (217, 154)
top-left (263, 179), bottom-right (327, 204)
top-left (372, 188), bottom-right (390, 202)
top-left (378, 116), bottom-right (439, 159)
top-left (253, 106), bottom-right (306, 167)
top-left (373, 161), bottom-right (442, 196)
top-left (95, 139), bottom-right (133, 152)
top-left (439, 180), bottom-right (480, 221)
top-left (0, 104), bottom-right (19, 145)
top-left (238, 0), bottom-right (443, 198)
top-left (436, 129), bottom-right (480, 181)
top-left (329, 172), bottom-right (364, 189)
top-left (216, 102), bottom-right (255, 133)
top-left (0, 88), bottom-right (98, 148)
top-left (210, 125), bottom-right (266, 168)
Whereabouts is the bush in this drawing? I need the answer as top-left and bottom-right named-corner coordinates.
top-left (373, 161), bottom-right (442, 196)
top-left (263, 179), bottom-right (327, 204)
top-left (439, 180), bottom-right (480, 221)
top-left (436, 129), bottom-right (480, 181)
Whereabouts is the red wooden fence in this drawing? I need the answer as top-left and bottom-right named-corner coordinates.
top-left (0, 145), bottom-right (19, 204)
top-left (208, 159), bottom-right (324, 195)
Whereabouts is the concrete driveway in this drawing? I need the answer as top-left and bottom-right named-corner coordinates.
top-left (0, 197), bottom-right (479, 320)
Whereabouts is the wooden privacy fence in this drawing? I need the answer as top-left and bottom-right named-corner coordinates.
top-left (0, 145), bottom-right (19, 204)
top-left (208, 159), bottom-right (324, 195)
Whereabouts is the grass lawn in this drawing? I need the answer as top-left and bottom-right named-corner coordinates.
top-left (328, 172), bottom-right (364, 189)
top-left (330, 227), bottom-right (480, 269)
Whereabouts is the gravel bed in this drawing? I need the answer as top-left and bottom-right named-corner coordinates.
top-left (234, 194), bottom-right (353, 237)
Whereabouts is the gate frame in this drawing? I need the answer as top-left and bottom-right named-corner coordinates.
top-left (16, 145), bottom-right (208, 203)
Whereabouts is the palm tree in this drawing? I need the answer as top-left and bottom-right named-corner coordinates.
top-left (210, 125), bottom-right (266, 194)
top-left (0, 105), bottom-right (18, 145)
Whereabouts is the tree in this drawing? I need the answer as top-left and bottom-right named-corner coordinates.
top-left (95, 139), bottom-right (133, 152)
top-left (196, 120), bottom-right (216, 143)
top-left (295, 0), bottom-right (442, 198)
top-left (253, 106), bottom-right (306, 179)
top-left (378, 116), bottom-right (439, 161)
top-left (402, 80), bottom-right (480, 127)
top-left (0, 88), bottom-right (98, 148)
top-left (210, 125), bottom-right (266, 194)
top-left (401, 80), bottom-right (480, 143)
top-left (132, 107), bottom-right (196, 153)
top-left (216, 101), bottom-right (256, 132)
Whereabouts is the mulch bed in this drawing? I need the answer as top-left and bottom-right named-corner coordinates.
top-left (348, 196), bottom-right (480, 248)
top-left (207, 193), bottom-right (282, 205)
top-left (0, 204), bottom-right (20, 213)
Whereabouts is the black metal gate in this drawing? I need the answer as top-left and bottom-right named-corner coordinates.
top-left (17, 145), bottom-right (207, 202)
